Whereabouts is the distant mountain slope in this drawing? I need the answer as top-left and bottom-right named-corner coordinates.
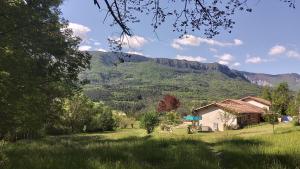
top-left (241, 72), bottom-right (300, 91)
top-left (80, 51), bottom-right (262, 114)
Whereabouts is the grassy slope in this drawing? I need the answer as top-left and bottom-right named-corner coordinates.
top-left (3, 123), bottom-right (300, 169)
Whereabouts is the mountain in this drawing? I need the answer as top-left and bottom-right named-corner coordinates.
top-left (80, 51), bottom-right (300, 115)
top-left (240, 72), bottom-right (300, 91)
top-left (80, 51), bottom-right (264, 115)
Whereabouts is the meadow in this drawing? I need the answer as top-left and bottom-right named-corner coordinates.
top-left (2, 123), bottom-right (300, 169)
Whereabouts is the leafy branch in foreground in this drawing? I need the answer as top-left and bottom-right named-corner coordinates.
top-left (92, 0), bottom-right (295, 50)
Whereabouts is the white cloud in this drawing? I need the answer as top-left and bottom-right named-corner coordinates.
top-left (268, 45), bottom-right (286, 56)
top-left (233, 39), bottom-right (243, 46)
top-left (245, 56), bottom-right (263, 64)
top-left (209, 48), bottom-right (218, 53)
top-left (113, 35), bottom-right (148, 48)
top-left (171, 34), bottom-right (243, 50)
top-left (218, 60), bottom-right (230, 65)
top-left (127, 51), bottom-right (144, 55)
top-left (232, 62), bottom-right (241, 67)
top-left (79, 45), bottom-right (92, 51)
top-left (218, 53), bottom-right (234, 61)
top-left (97, 48), bottom-right (107, 52)
top-left (68, 23), bottom-right (91, 39)
top-left (94, 42), bottom-right (101, 46)
top-left (175, 55), bottom-right (207, 62)
top-left (215, 53), bottom-right (235, 66)
top-left (287, 50), bottom-right (300, 59)
top-left (171, 43), bottom-right (183, 50)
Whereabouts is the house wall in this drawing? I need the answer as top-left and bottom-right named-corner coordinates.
top-left (198, 106), bottom-right (237, 131)
top-left (244, 100), bottom-right (269, 110)
top-left (238, 113), bottom-right (261, 127)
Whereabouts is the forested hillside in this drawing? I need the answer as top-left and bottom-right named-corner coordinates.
top-left (80, 51), bottom-right (262, 115)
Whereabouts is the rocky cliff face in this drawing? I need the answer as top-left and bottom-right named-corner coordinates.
top-left (240, 72), bottom-right (300, 90)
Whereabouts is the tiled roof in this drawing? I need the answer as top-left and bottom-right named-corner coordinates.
top-left (194, 99), bottom-right (266, 114)
top-left (240, 96), bottom-right (271, 106)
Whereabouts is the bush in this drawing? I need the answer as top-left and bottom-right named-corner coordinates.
top-left (45, 124), bottom-right (72, 135)
top-left (114, 114), bottom-right (135, 129)
top-left (0, 142), bottom-right (9, 169)
top-left (293, 118), bottom-right (300, 126)
top-left (88, 110), bottom-right (115, 132)
top-left (140, 112), bottom-right (160, 134)
top-left (263, 114), bottom-right (279, 124)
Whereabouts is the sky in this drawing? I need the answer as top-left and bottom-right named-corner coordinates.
top-left (61, 0), bottom-right (300, 74)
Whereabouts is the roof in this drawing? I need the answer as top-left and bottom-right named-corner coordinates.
top-left (194, 99), bottom-right (266, 115)
top-left (240, 96), bottom-right (271, 106)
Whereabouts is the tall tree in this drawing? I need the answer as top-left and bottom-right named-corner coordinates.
top-left (272, 82), bottom-right (291, 115)
top-left (287, 90), bottom-right (300, 116)
top-left (0, 0), bottom-right (90, 140)
top-left (261, 86), bottom-right (272, 101)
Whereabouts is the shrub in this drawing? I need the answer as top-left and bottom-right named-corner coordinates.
top-left (140, 112), bottom-right (160, 134)
top-left (263, 114), bottom-right (279, 124)
top-left (292, 118), bottom-right (300, 126)
top-left (88, 110), bottom-right (115, 132)
top-left (114, 114), bottom-right (135, 129)
top-left (0, 142), bottom-right (9, 169)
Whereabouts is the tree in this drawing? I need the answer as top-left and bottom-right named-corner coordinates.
top-left (219, 110), bottom-right (239, 130)
top-left (0, 0), bottom-right (90, 140)
top-left (263, 108), bottom-right (279, 134)
top-left (261, 86), bottom-right (272, 101)
top-left (140, 112), bottom-right (160, 134)
top-left (272, 82), bottom-right (291, 115)
top-left (157, 94), bottom-right (180, 113)
top-left (287, 90), bottom-right (300, 116)
top-left (91, 0), bottom-right (295, 50)
top-left (63, 94), bottom-right (96, 133)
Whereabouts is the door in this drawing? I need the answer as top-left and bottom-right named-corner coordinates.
top-left (213, 123), bottom-right (218, 131)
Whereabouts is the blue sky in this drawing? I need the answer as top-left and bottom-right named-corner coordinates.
top-left (61, 0), bottom-right (300, 74)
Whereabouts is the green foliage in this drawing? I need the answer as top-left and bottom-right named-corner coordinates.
top-left (0, 141), bottom-right (8, 169)
top-left (90, 109), bottom-right (115, 132)
top-left (261, 86), bottom-right (272, 101)
top-left (287, 90), bottom-right (300, 116)
top-left (263, 113), bottom-right (279, 134)
top-left (272, 82), bottom-right (291, 115)
top-left (140, 112), bottom-right (160, 134)
top-left (46, 94), bottom-right (116, 134)
top-left (114, 114), bottom-right (135, 128)
top-left (0, 0), bottom-right (90, 140)
top-left (161, 111), bottom-right (181, 126)
top-left (263, 114), bottom-right (279, 124)
top-left (63, 94), bottom-right (96, 133)
top-left (83, 52), bottom-right (262, 115)
top-left (292, 118), bottom-right (300, 126)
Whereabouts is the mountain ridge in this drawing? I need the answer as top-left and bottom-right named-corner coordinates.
top-left (88, 51), bottom-right (300, 90)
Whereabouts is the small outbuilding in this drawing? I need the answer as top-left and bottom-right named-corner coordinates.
top-left (194, 99), bottom-right (265, 131)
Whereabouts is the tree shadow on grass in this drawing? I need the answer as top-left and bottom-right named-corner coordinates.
top-left (4, 135), bottom-right (219, 169)
top-left (210, 138), bottom-right (300, 169)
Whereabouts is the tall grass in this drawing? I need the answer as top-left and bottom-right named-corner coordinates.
top-left (2, 129), bottom-right (218, 169)
top-left (2, 124), bottom-right (300, 169)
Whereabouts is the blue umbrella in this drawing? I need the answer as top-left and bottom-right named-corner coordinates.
top-left (184, 115), bottom-right (201, 121)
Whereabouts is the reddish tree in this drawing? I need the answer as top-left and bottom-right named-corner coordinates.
top-left (157, 95), bottom-right (180, 112)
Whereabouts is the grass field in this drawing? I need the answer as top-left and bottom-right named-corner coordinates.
top-left (2, 123), bottom-right (300, 169)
